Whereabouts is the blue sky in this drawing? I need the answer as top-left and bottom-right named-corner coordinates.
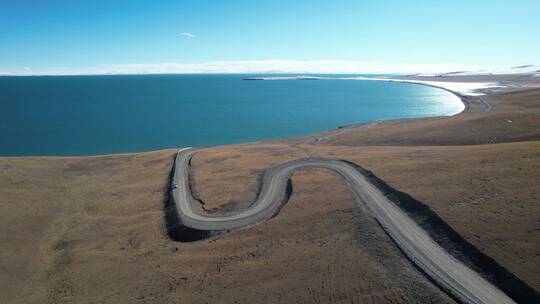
top-left (1, 0), bottom-right (539, 74)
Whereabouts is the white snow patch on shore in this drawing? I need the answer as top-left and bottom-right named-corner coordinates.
top-left (373, 79), bottom-right (501, 96)
top-left (346, 77), bottom-right (501, 96)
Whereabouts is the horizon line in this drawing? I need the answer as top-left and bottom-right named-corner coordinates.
top-left (1, 60), bottom-right (538, 77)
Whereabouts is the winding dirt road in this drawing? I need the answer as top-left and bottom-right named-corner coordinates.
top-left (171, 148), bottom-right (515, 304)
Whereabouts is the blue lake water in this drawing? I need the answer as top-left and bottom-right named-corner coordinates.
top-left (0, 74), bottom-right (462, 156)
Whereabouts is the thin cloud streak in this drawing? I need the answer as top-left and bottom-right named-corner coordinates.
top-left (180, 32), bottom-right (196, 38)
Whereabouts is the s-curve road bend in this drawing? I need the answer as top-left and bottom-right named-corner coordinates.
top-left (171, 148), bottom-right (515, 304)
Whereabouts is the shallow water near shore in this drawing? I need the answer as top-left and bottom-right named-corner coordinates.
top-left (0, 74), bottom-right (462, 156)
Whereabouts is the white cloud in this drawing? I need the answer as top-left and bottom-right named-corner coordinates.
top-left (1, 60), bottom-right (534, 76)
top-left (180, 32), bottom-right (196, 38)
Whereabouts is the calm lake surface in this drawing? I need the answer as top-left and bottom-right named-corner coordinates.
top-left (0, 74), bottom-right (462, 156)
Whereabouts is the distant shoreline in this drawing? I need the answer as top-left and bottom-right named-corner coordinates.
top-left (242, 75), bottom-right (478, 114)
